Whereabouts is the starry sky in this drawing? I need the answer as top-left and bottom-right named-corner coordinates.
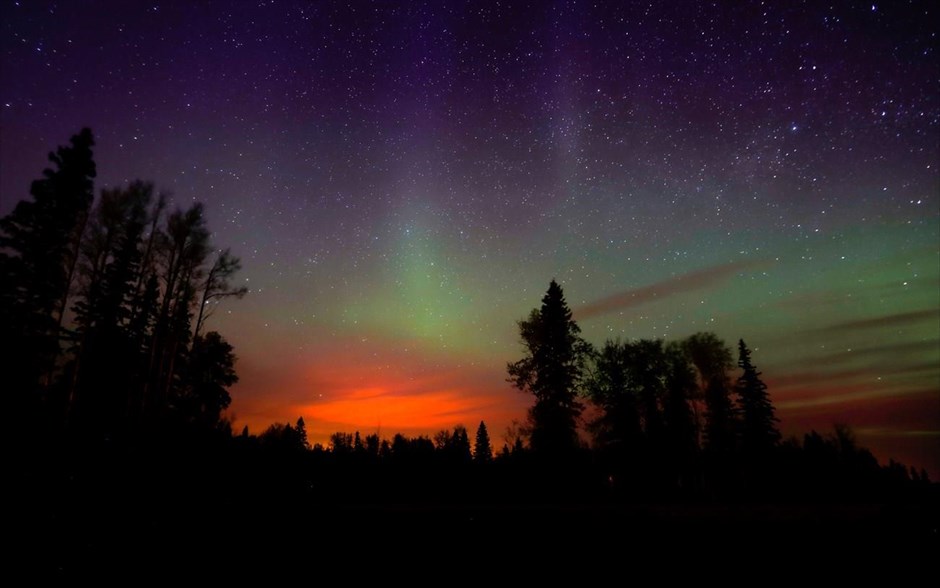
top-left (1, 1), bottom-right (937, 474)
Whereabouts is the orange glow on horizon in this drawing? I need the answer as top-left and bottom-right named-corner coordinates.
top-left (302, 387), bottom-right (490, 431)
top-left (231, 340), bottom-right (528, 449)
top-left (229, 331), bottom-right (937, 476)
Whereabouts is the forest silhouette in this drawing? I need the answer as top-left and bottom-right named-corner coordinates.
top-left (4, 130), bottom-right (936, 576)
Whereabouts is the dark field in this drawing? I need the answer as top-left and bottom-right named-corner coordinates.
top-left (16, 483), bottom-right (938, 579)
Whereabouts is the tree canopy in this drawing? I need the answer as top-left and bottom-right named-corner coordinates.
top-left (507, 280), bottom-right (592, 455)
top-left (0, 129), bottom-right (244, 441)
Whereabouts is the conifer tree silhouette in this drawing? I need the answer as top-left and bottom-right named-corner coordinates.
top-left (735, 339), bottom-right (780, 453)
top-left (507, 280), bottom-right (591, 454)
top-left (474, 421), bottom-right (492, 463)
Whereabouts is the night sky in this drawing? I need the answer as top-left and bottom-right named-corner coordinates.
top-left (1, 1), bottom-right (937, 475)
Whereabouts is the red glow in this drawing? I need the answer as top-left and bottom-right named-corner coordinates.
top-left (231, 337), bottom-right (528, 449)
top-left (775, 382), bottom-right (939, 478)
top-left (229, 330), bottom-right (939, 477)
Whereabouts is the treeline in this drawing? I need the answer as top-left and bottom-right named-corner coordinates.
top-left (3, 130), bottom-right (931, 504)
top-left (250, 280), bottom-right (930, 501)
top-left (1, 128), bottom-right (245, 446)
top-left (239, 419), bottom-right (930, 504)
top-left (506, 280), bottom-right (932, 498)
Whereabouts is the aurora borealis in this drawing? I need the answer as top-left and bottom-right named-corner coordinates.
top-left (1, 1), bottom-right (937, 474)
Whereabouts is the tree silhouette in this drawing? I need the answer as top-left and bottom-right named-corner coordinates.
top-left (0, 130), bottom-right (249, 444)
top-left (68, 181), bottom-right (152, 432)
top-left (379, 438), bottom-right (392, 459)
top-left (507, 280), bottom-right (591, 455)
top-left (146, 203), bottom-right (210, 416)
top-left (585, 339), bottom-right (642, 456)
top-left (474, 421), bottom-right (492, 463)
top-left (0, 128), bottom-right (96, 406)
top-left (194, 248), bottom-right (248, 337)
top-left (502, 419), bottom-right (528, 455)
top-left (436, 425), bottom-right (472, 464)
top-left (451, 425), bottom-right (471, 463)
top-left (128, 273), bottom-right (160, 357)
top-left (587, 338), bottom-right (680, 491)
top-left (683, 332), bottom-right (736, 455)
top-left (331, 432), bottom-right (354, 454)
top-left (295, 417), bottom-right (309, 450)
top-left (433, 428), bottom-right (452, 450)
top-left (177, 331), bottom-right (239, 429)
top-left (365, 433), bottom-right (380, 457)
top-left (663, 341), bottom-right (700, 488)
top-left (628, 339), bottom-right (667, 445)
top-left (735, 339), bottom-right (779, 454)
top-left (703, 376), bottom-right (735, 455)
top-left (260, 420), bottom-right (307, 452)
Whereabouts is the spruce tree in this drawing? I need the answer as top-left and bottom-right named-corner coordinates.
top-left (507, 279), bottom-right (591, 454)
top-left (0, 128), bottom-right (96, 400)
top-left (474, 421), bottom-right (492, 463)
top-left (735, 339), bottom-right (780, 453)
top-left (295, 417), bottom-right (309, 450)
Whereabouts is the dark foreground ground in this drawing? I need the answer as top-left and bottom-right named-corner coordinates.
top-left (11, 443), bottom-right (938, 580)
top-left (14, 497), bottom-right (938, 580)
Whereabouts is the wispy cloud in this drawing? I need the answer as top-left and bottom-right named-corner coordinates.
top-left (776, 385), bottom-right (938, 411)
top-left (856, 427), bottom-right (940, 438)
top-left (768, 361), bottom-right (939, 391)
top-left (814, 339), bottom-right (940, 365)
top-left (816, 309), bottom-right (940, 333)
top-left (575, 260), bottom-right (767, 320)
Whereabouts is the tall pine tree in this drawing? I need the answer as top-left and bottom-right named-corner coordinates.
top-left (474, 421), bottom-right (492, 463)
top-left (735, 339), bottom-right (780, 453)
top-left (507, 280), bottom-right (591, 455)
top-left (0, 128), bottom-right (96, 406)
